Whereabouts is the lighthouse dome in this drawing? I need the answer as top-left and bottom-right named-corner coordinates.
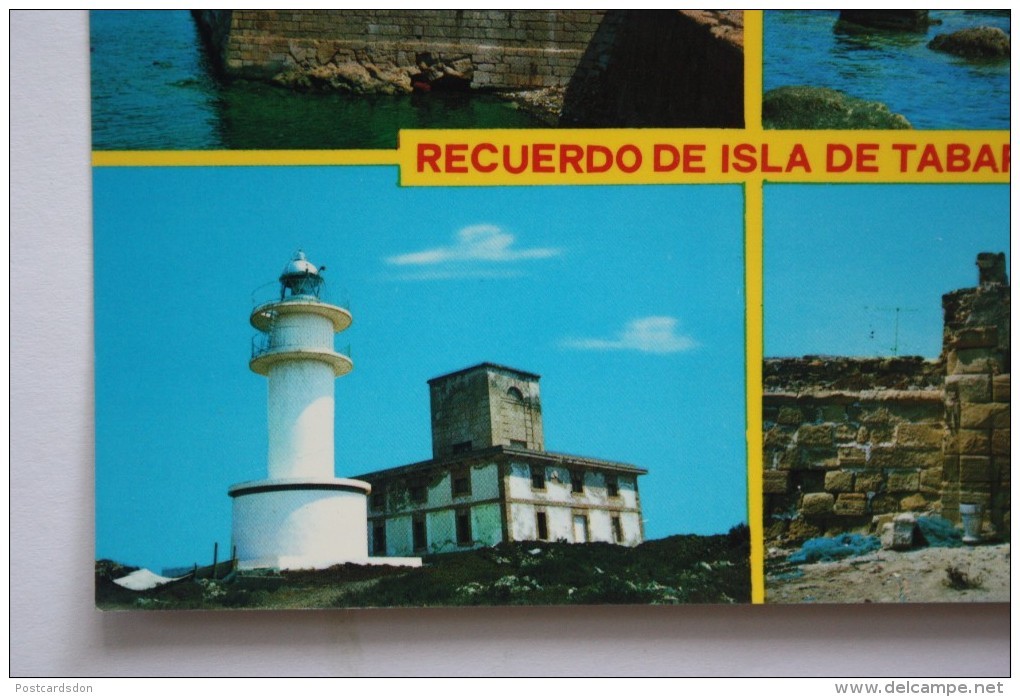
top-left (277, 250), bottom-right (325, 300)
top-left (281, 250), bottom-right (318, 278)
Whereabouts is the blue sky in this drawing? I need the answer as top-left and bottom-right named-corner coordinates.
top-left (94, 167), bottom-right (748, 570)
top-left (765, 184), bottom-right (1010, 359)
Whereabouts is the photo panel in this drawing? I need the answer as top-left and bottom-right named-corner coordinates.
top-left (93, 165), bottom-right (750, 608)
top-left (762, 183), bottom-right (1010, 603)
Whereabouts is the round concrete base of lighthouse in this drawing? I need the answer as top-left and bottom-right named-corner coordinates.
top-left (229, 478), bottom-right (421, 570)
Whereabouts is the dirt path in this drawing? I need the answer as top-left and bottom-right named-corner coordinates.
top-left (767, 543), bottom-right (1010, 604)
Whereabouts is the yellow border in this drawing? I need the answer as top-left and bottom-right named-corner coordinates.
top-left (92, 150), bottom-right (400, 167)
top-left (744, 11), bottom-right (765, 604)
top-left (745, 179), bottom-right (765, 603)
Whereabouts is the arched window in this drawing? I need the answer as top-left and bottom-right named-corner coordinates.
top-left (507, 386), bottom-right (525, 401)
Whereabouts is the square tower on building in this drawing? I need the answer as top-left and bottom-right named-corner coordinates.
top-left (429, 363), bottom-right (545, 458)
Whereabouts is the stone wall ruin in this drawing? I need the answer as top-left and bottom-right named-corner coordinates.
top-left (191, 10), bottom-right (743, 127)
top-left (764, 254), bottom-right (1010, 544)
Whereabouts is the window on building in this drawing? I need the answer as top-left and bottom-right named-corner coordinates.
top-left (373, 523), bottom-right (387, 554)
top-left (536, 511), bottom-right (548, 541)
top-left (606, 475), bottom-right (619, 498)
top-left (507, 386), bottom-right (524, 401)
top-left (531, 464), bottom-right (545, 489)
top-left (456, 509), bottom-right (472, 545)
top-left (571, 470), bottom-right (584, 494)
top-left (510, 439), bottom-right (527, 449)
top-left (410, 482), bottom-right (427, 504)
top-left (452, 471), bottom-right (471, 497)
top-left (370, 485), bottom-right (386, 510)
top-left (572, 513), bottom-right (589, 542)
top-left (611, 515), bottom-right (622, 543)
top-left (412, 516), bottom-right (427, 551)
top-left (451, 441), bottom-right (472, 454)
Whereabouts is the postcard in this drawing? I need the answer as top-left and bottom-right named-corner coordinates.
top-left (90, 10), bottom-right (1008, 609)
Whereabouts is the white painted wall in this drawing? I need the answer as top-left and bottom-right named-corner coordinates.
top-left (267, 359), bottom-right (335, 479)
top-left (506, 460), bottom-right (640, 510)
top-left (506, 460), bottom-right (643, 546)
top-left (509, 503), bottom-right (642, 546)
top-left (271, 311), bottom-right (335, 351)
top-left (232, 485), bottom-right (369, 569)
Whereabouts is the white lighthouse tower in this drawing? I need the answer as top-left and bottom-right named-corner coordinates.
top-left (229, 251), bottom-right (419, 569)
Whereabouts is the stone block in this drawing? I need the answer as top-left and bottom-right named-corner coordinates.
top-left (796, 424), bottom-right (833, 447)
top-left (834, 493), bottom-right (868, 516)
top-left (953, 326), bottom-right (998, 349)
top-left (960, 403), bottom-right (1009, 429)
top-left (854, 473), bottom-right (883, 493)
top-left (951, 348), bottom-right (1006, 375)
top-left (991, 429), bottom-right (1010, 456)
top-left (870, 495), bottom-right (900, 514)
top-left (860, 408), bottom-right (893, 427)
top-left (839, 455), bottom-right (866, 469)
top-left (946, 374), bottom-right (991, 403)
top-left (776, 448), bottom-right (798, 470)
top-left (992, 374), bottom-right (1010, 403)
top-left (872, 513), bottom-right (896, 533)
top-left (886, 471), bottom-right (919, 493)
top-left (824, 471), bottom-right (854, 492)
top-left (869, 427), bottom-right (894, 445)
top-left (801, 492), bottom-right (835, 516)
top-left (762, 470), bottom-right (790, 494)
top-left (856, 426), bottom-right (870, 443)
top-left (959, 455), bottom-right (992, 483)
top-left (764, 427), bottom-right (791, 449)
top-left (881, 513), bottom-right (917, 550)
top-left (919, 467), bottom-right (943, 493)
top-left (957, 429), bottom-right (991, 456)
top-left (868, 447), bottom-right (940, 470)
top-left (899, 493), bottom-right (930, 512)
top-left (838, 444), bottom-right (862, 460)
top-left (894, 423), bottom-right (945, 450)
top-left (835, 424), bottom-right (858, 442)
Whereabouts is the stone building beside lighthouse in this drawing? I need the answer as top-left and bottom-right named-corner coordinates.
top-left (356, 363), bottom-right (647, 557)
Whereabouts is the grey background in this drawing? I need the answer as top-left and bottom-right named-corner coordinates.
top-left (10, 10), bottom-right (1009, 677)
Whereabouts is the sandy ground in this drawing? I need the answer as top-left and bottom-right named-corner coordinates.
top-left (767, 543), bottom-right (1010, 603)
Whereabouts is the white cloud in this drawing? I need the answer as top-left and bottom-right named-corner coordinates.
top-left (561, 316), bottom-right (697, 354)
top-left (385, 224), bottom-right (561, 267)
top-left (387, 268), bottom-right (526, 281)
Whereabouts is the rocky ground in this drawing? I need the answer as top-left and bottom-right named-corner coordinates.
top-left (767, 542), bottom-right (1010, 603)
top-left (494, 87), bottom-right (564, 126)
top-left (97, 529), bottom-right (751, 610)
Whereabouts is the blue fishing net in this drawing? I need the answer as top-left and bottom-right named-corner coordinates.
top-left (915, 516), bottom-right (964, 548)
top-left (789, 534), bottom-right (881, 564)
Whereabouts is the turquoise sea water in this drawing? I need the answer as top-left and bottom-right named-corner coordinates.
top-left (765, 10), bottom-right (1010, 130)
top-left (90, 10), bottom-right (546, 150)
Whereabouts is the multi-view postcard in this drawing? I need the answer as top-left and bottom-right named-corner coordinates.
top-left (90, 10), bottom-right (1009, 610)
